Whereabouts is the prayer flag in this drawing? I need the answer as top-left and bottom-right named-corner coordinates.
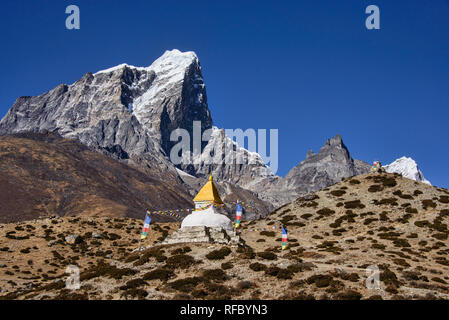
top-left (140, 215), bottom-right (152, 240)
top-left (282, 226), bottom-right (288, 250)
top-left (235, 203), bottom-right (243, 228)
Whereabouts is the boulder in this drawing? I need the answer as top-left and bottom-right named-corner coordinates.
top-left (47, 240), bottom-right (57, 247)
top-left (65, 234), bottom-right (83, 245)
top-left (92, 232), bottom-right (103, 239)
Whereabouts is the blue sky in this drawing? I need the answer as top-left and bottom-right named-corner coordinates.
top-left (1, 0), bottom-right (448, 187)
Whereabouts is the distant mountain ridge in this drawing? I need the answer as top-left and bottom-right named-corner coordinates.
top-left (248, 135), bottom-right (371, 207)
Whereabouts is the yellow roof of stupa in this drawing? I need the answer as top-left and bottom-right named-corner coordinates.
top-left (193, 173), bottom-right (223, 204)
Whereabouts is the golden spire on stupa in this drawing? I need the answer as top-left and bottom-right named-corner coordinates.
top-left (193, 173), bottom-right (223, 209)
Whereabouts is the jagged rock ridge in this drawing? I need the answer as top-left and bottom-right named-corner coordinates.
top-left (247, 135), bottom-right (371, 207)
top-left (284, 135), bottom-right (370, 192)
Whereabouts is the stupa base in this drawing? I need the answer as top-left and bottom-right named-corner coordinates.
top-left (161, 226), bottom-right (242, 245)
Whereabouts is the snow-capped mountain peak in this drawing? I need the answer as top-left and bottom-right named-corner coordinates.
top-left (384, 156), bottom-right (431, 185)
top-left (93, 49), bottom-right (198, 76)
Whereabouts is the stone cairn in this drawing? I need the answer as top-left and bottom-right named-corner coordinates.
top-left (161, 226), bottom-right (242, 246)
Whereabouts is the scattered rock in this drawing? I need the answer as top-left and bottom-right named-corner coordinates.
top-left (47, 240), bottom-right (57, 247)
top-left (92, 232), bottom-right (103, 239)
top-left (65, 234), bottom-right (82, 245)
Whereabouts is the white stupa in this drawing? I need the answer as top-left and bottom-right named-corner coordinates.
top-left (180, 173), bottom-right (233, 231)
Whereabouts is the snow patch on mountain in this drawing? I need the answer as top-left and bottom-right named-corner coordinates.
top-left (94, 63), bottom-right (146, 75)
top-left (384, 157), bottom-right (431, 185)
top-left (176, 168), bottom-right (195, 179)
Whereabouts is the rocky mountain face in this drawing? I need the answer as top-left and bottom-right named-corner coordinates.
top-left (182, 126), bottom-right (276, 188)
top-left (0, 50), bottom-right (214, 180)
top-left (283, 135), bottom-right (370, 192)
top-left (0, 50), bottom-right (275, 217)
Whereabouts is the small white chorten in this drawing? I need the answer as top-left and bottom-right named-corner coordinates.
top-left (180, 173), bottom-right (233, 231)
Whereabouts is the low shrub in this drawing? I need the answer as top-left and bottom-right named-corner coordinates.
top-left (206, 247), bottom-right (232, 260)
top-left (221, 262), bottom-right (233, 270)
top-left (171, 246), bottom-right (192, 255)
top-left (53, 290), bottom-right (89, 300)
top-left (249, 262), bottom-right (266, 272)
top-left (372, 243), bottom-right (386, 250)
top-left (432, 233), bottom-right (448, 240)
top-left (257, 251), bottom-right (277, 260)
top-left (128, 247), bottom-right (166, 266)
top-left (405, 207), bottom-right (418, 214)
top-left (121, 288), bottom-right (148, 299)
top-left (414, 220), bottom-right (430, 228)
top-left (340, 273), bottom-right (359, 282)
top-left (334, 289), bottom-right (362, 300)
top-left (379, 212), bottom-right (389, 221)
top-left (316, 208), bottom-right (335, 216)
top-left (169, 277), bottom-right (201, 293)
top-left (380, 268), bottom-right (401, 288)
top-left (142, 268), bottom-right (175, 281)
top-left (368, 185), bottom-right (383, 192)
top-left (422, 200), bottom-right (437, 209)
top-left (276, 269), bottom-right (293, 279)
top-left (236, 246), bottom-right (255, 259)
top-left (80, 261), bottom-right (137, 281)
top-left (431, 277), bottom-right (447, 284)
top-left (393, 238), bottom-right (411, 248)
top-left (306, 274), bottom-right (333, 288)
top-left (438, 196), bottom-right (449, 204)
top-left (265, 266), bottom-right (281, 276)
top-left (119, 278), bottom-right (146, 290)
top-left (364, 218), bottom-right (378, 225)
top-left (378, 198), bottom-right (398, 206)
top-left (202, 269), bottom-right (228, 282)
top-left (393, 258), bottom-right (410, 267)
top-left (344, 200), bottom-right (365, 209)
top-left (330, 190), bottom-right (346, 197)
top-left (259, 231), bottom-right (276, 237)
top-left (382, 177), bottom-right (397, 188)
top-left (236, 281), bottom-right (253, 290)
top-left (165, 254), bottom-right (195, 269)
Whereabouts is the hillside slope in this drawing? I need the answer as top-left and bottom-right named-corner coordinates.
top-left (244, 172), bottom-right (449, 298)
top-left (0, 132), bottom-right (193, 223)
top-left (1, 173), bottom-right (448, 300)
